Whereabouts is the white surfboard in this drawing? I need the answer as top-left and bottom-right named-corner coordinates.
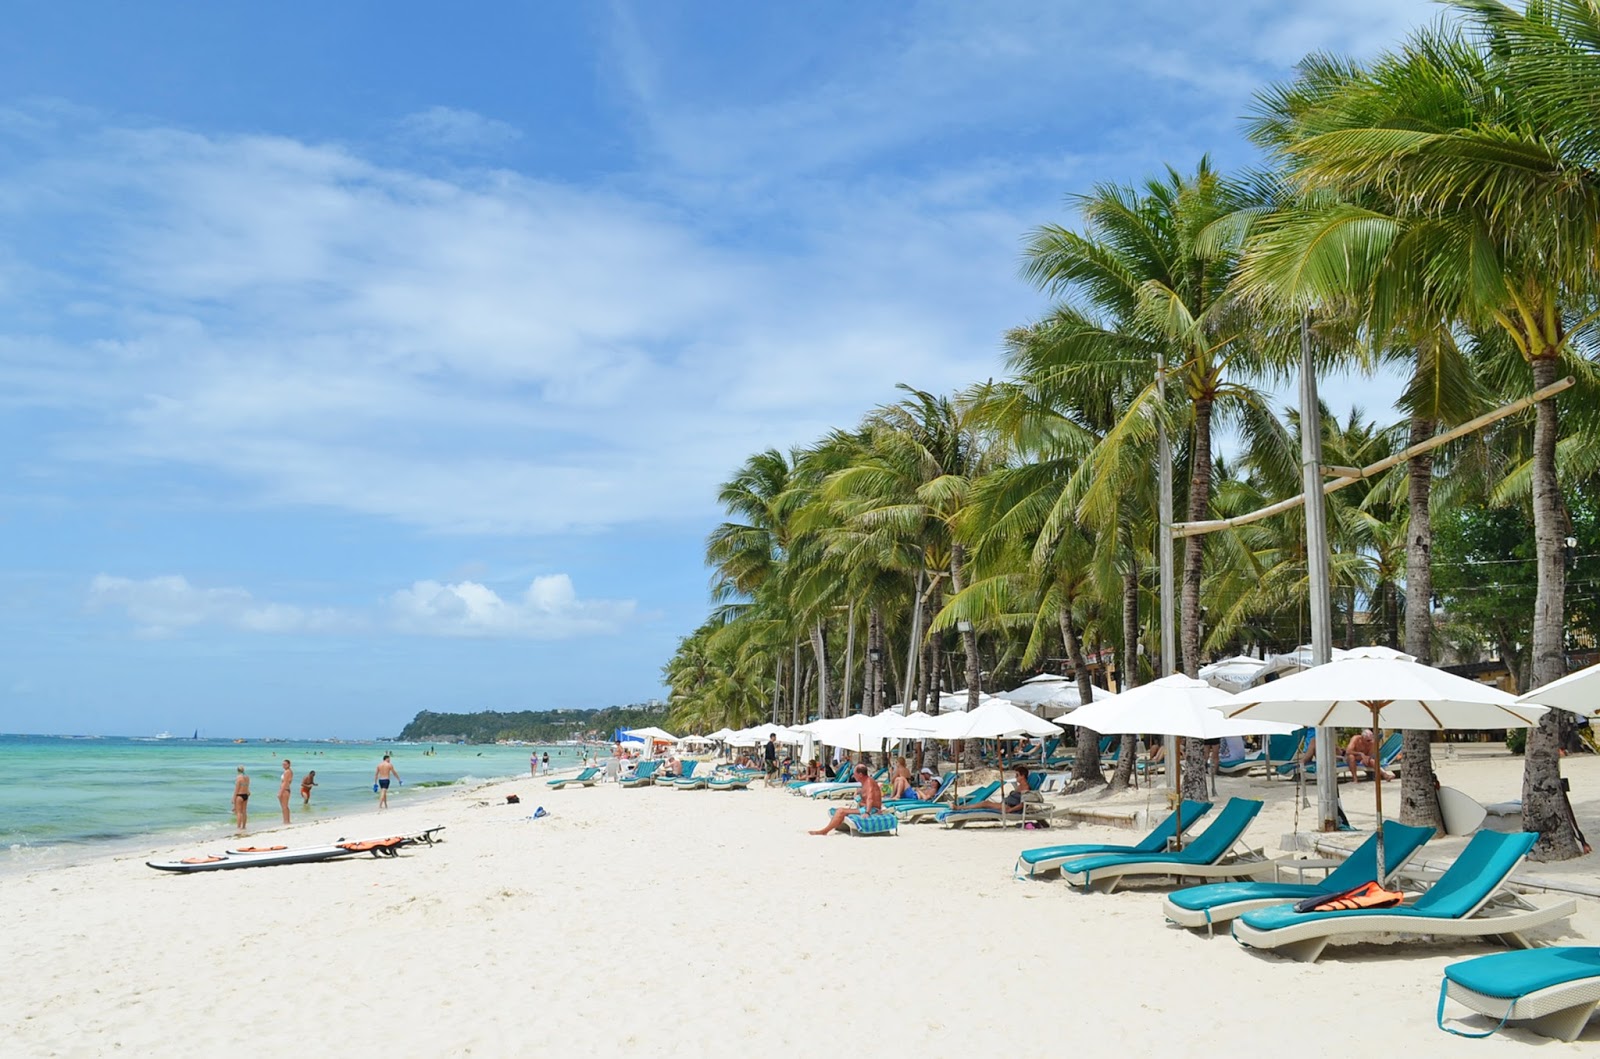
top-left (1438, 785), bottom-right (1487, 836)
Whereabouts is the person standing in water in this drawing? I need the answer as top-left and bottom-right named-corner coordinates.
top-left (375, 752), bottom-right (401, 808)
top-left (277, 759), bottom-right (293, 824)
top-left (300, 770), bottom-right (317, 806)
top-left (232, 766), bottom-right (250, 831)
top-left (542, 751), bottom-right (550, 774)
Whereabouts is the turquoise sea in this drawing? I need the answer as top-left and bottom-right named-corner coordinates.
top-left (0, 734), bottom-right (587, 872)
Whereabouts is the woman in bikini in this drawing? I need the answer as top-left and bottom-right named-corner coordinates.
top-left (233, 766), bottom-right (250, 831)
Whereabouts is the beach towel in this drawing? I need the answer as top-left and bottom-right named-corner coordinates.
top-left (1293, 880), bottom-right (1404, 913)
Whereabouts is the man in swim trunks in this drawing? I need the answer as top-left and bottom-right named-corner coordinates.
top-left (1345, 729), bottom-right (1394, 782)
top-left (809, 765), bottom-right (884, 835)
top-left (233, 765), bottom-right (250, 831)
top-left (300, 769), bottom-right (316, 806)
top-left (375, 752), bottom-right (401, 808)
top-left (278, 760), bottom-right (293, 824)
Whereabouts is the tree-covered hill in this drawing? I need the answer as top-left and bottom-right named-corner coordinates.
top-left (396, 702), bottom-right (668, 744)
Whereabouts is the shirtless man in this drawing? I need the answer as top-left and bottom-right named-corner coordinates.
top-left (1345, 729), bottom-right (1394, 782)
top-left (277, 759), bottom-right (293, 824)
top-left (810, 765), bottom-right (884, 835)
top-left (233, 765), bottom-right (250, 831)
top-left (375, 752), bottom-right (401, 808)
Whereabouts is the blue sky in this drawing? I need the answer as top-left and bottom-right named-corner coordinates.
top-left (0, 1), bottom-right (1436, 738)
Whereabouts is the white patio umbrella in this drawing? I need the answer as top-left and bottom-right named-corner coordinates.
top-left (1221, 646), bottom-right (1546, 881)
top-left (1514, 661), bottom-right (1600, 718)
top-left (622, 726), bottom-right (679, 743)
top-left (901, 699), bottom-right (1062, 811)
top-left (997, 675), bottom-right (1112, 718)
top-left (1063, 674), bottom-right (1298, 846)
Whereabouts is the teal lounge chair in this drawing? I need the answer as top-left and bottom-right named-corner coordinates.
top-left (1270, 730), bottom-right (1311, 777)
top-left (938, 772), bottom-right (1049, 829)
top-left (1231, 830), bottom-right (1576, 963)
top-left (789, 763), bottom-right (852, 790)
top-left (547, 766), bottom-right (600, 789)
top-left (1438, 946), bottom-right (1600, 1041)
top-left (707, 770), bottom-right (750, 791)
top-left (1015, 800), bottom-right (1215, 879)
top-left (882, 770), bottom-right (956, 810)
top-left (1059, 798), bottom-right (1271, 894)
top-left (810, 768), bottom-right (889, 799)
top-left (894, 781), bottom-right (999, 823)
top-left (1162, 820), bottom-right (1435, 931)
top-left (668, 761), bottom-right (708, 789)
top-left (619, 760), bottom-right (661, 788)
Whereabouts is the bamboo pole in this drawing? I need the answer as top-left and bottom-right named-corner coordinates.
top-left (1172, 377), bottom-right (1574, 538)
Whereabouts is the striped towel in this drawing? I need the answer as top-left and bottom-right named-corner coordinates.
top-left (842, 811), bottom-right (899, 836)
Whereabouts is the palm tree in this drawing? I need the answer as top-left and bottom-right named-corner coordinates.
top-left (1023, 162), bottom-right (1287, 799)
top-left (1242, 8), bottom-right (1600, 857)
top-left (826, 387), bottom-right (998, 718)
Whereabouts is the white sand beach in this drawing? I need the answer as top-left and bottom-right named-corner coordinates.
top-left (3, 750), bottom-right (1596, 1057)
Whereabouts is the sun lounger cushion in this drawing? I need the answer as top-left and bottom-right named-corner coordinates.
top-left (1446, 947), bottom-right (1600, 1000)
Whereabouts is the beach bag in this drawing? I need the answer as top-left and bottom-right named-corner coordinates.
top-left (505, 794), bottom-right (520, 804)
top-left (1293, 880), bottom-right (1404, 913)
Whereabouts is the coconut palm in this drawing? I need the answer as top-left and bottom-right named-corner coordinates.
top-left (1023, 162), bottom-right (1291, 799)
top-left (1242, 8), bottom-right (1600, 857)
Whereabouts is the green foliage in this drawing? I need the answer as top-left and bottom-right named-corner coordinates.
top-left (1506, 727), bottom-right (1527, 755)
top-left (396, 703), bottom-right (668, 744)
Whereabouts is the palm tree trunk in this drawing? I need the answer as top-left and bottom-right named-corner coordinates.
top-left (1523, 351), bottom-right (1581, 859)
top-left (809, 620), bottom-right (828, 722)
top-left (1108, 539), bottom-right (1140, 792)
top-left (841, 602), bottom-right (856, 718)
top-left (1400, 412), bottom-right (1443, 831)
top-left (1179, 393), bottom-right (1214, 801)
top-left (1062, 607), bottom-right (1105, 790)
top-left (868, 606), bottom-right (885, 714)
top-left (950, 544), bottom-right (981, 710)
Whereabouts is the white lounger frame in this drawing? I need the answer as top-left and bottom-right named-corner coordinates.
top-left (1231, 890), bottom-right (1578, 964)
top-left (1444, 973), bottom-right (1600, 1041)
top-left (1061, 850), bottom-right (1278, 894)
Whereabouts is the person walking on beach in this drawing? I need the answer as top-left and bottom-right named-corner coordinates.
top-left (232, 766), bottom-right (250, 831)
top-left (300, 770), bottom-right (317, 806)
top-left (277, 760), bottom-right (293, 824)
top-left (764, 733), bottom-right (778, 777)
top-left (530, 752), bottom-right (538, 777)
top-left (375, 752), bottom-right (400, 808)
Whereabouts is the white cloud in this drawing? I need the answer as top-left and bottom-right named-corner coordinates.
top-left (387, 575), bottom-right (635, 638)
top-left (86, 574), bottom-right (352, 638)
top-left (394, 106), bottom-right (522, 152)
top-left (86, 573), bottom-right (635, 640)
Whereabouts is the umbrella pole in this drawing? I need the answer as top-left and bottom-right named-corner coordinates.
top-left (1172, 741), bottom-right (1184, 852)
top-left (1370, 702), bottom-right (1387, 887)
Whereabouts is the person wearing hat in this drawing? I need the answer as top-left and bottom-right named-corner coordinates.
top-left (915, 766), bottom-right (940, 801)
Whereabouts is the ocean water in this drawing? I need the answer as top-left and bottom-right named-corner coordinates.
top-left (0, 734), bottom-right (586, 871)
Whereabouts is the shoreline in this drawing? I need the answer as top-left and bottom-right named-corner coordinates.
top-left (0, 762), bottom-right (584, 881)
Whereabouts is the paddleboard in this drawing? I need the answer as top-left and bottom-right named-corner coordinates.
top-left (1438, 785), bottom-right (1487, 836)
top-left (147, 845), bottom-right (357, 872)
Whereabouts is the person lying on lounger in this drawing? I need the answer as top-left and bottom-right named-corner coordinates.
top-left (809, 765), bottom-right (883, 835)
top-left (889, 756), bottom-right (914, 799)
top-left (956, 765), bottom-right (1033, 814)
top-left (913, 767), bottom-right (939, 800)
